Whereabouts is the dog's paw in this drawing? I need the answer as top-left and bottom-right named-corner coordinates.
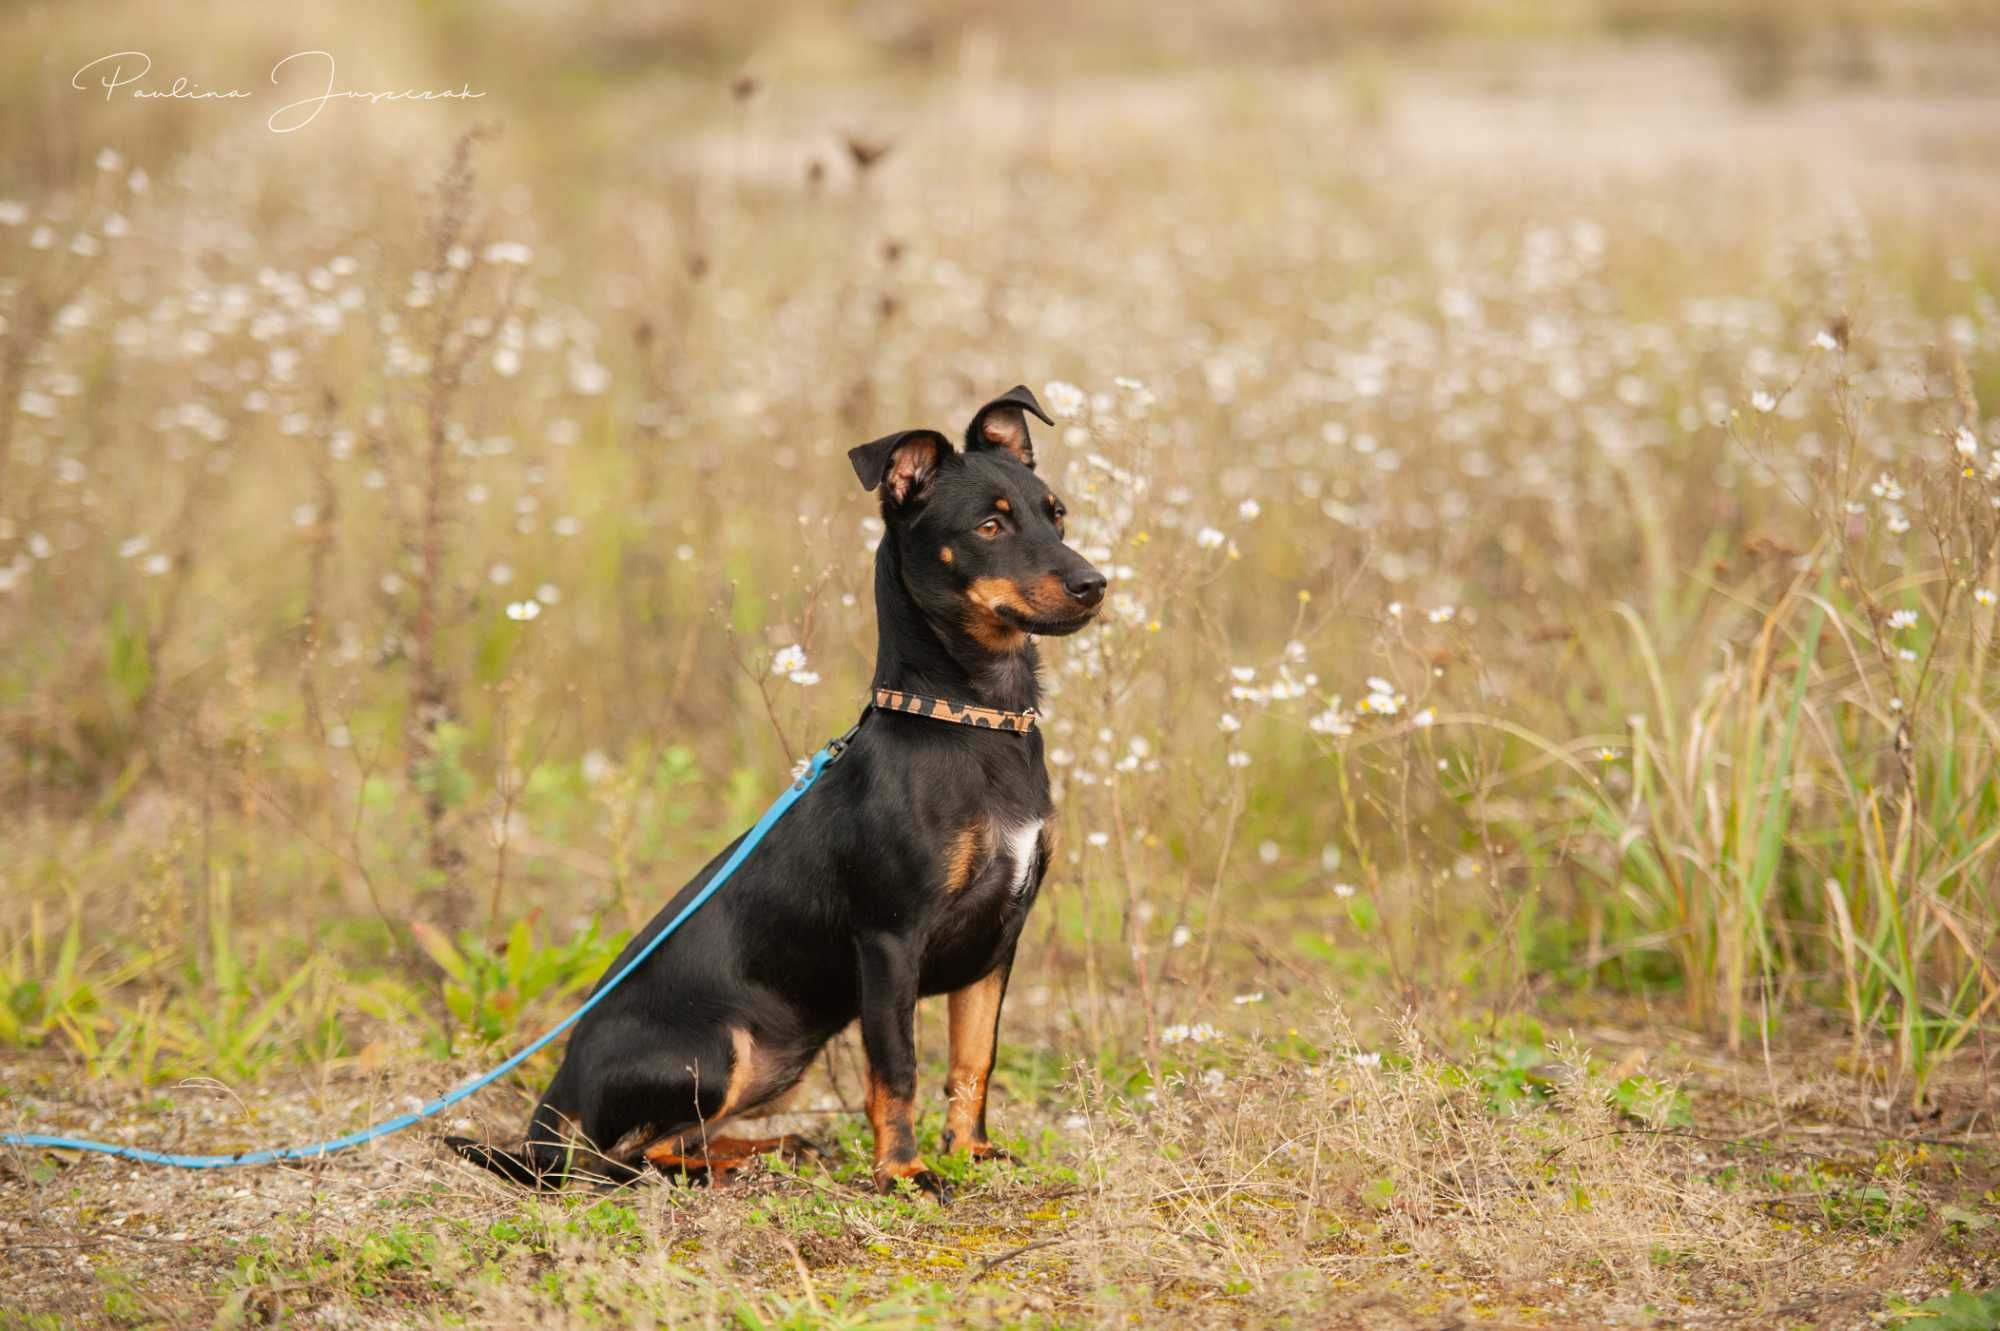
top-left (769, 1134), bottom-right (825, 1164)
top-left (877, 1161), bottom-right (952, 1204)
top-left (940, 1129), bottom-right (1014, 1164)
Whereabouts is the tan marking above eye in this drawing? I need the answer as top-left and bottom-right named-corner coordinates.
top-left (939, 546), bottom-right (954, 564)
top-left (994, 498), bottom-right (1010, 512)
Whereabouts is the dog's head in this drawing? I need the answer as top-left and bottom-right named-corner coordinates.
top-left (849, 386), bottom-right (1107, 654)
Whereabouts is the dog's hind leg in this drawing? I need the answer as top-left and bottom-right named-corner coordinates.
top-left (642, 1131), bottom-right (822, 1186)
top-left (636, 1026), bottom-right (823, 1184)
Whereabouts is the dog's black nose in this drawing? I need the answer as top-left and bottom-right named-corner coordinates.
top-left (1064, 569), bottom-right (1107, 606)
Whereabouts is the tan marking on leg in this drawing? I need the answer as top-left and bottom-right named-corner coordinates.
top-left (865, 1065), bottom-right (927, 1185)
top-left (643, 1133), bottom-right (819, 1172)
top-left (713, 1025), bottom-right (757, 1122)
top-left (943, 970), bottom-right (1006, 1155)
top-left (639, 1026), bottom-right (761, 1167)
top-left (943, 820), bottom-right (991, 894)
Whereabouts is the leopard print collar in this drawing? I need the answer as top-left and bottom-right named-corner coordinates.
top-left (870, 687), bottom-right (1038, 733)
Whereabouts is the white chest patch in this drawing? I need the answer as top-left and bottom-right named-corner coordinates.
top-left (1003, 820), bottom-right (1043, 896)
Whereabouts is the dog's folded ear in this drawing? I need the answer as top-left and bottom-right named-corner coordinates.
top-left (848, 429), bottom-right (952, 505)
top-left (964, 385), bottom-right (1054, 470)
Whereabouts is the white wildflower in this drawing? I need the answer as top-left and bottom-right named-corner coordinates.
top-left (505, 600), bottom-right (541, 622)
top-left (771, 644), bottom-right (808, 676)
top-left (1041, 380), bottom-right (1086, 417)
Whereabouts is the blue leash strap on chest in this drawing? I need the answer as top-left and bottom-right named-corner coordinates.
top-left (0, 734), bottom-right (856, 1170)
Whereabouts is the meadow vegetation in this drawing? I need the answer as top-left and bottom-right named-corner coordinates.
top-left (3, 3), bottom-right (1999, 1326)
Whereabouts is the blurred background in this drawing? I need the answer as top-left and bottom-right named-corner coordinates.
top-left (4, 0), bottom-right (2000, 1118)
top-left (7, 2), bottom-right (2000, 1324)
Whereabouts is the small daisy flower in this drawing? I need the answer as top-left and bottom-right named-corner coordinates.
top-left (1195, 526), bottom-right (1226, 550)
top-left (1954, 425), bottom-right (1979, 460)
top-left (1041, 381), bottom-right (1086, 417)
top-left (1232, 992), bottom-right (1264, 1005)
top-left (1751, 390), bottom-right (1777, 414)
top-left (505, 600), bottom-right (541, 621)
top-left (1597, 747), bottom-right (1618, 763)
top-left (1887, 609), bottom-right (1919, 631)
top-left (1332, 882), bottom-right (1357, 898)
top-left (1813, 329), bottom-right (1839, 352)
top-left (772, 644), bottom-right (808, 676)
top-left (1975, 588), bottom-right (1995, 608)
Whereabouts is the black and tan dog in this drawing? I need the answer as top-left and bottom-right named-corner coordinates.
top-left (447, 386), bottom-right (1105, 1200)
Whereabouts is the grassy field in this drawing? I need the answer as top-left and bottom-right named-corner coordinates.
top-left (4, 4), bottom-right (2000, 1327)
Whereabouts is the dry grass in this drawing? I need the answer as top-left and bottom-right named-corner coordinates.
top-left (4, 4), bottom-right (2000, 1327)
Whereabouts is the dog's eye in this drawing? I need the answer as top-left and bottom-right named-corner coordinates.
top-left (976, 517), bottom-right (1005, 539)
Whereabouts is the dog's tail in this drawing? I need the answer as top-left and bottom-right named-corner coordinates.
top-left (444, 1102), bottom-right (643, 1189)
top-left (444, 1135), bottom-right (557, 1188)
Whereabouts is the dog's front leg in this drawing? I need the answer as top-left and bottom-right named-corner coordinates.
top-left (941, 950), bottom-right (1015, 1161)
top-left (856, 933), bottom-right (949, 1201)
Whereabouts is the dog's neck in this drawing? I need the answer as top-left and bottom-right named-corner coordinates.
top-left (870, 540), bottom-right (1041, 716)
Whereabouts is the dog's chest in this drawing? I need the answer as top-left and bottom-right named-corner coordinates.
top-left (998, 819), bottom-right (1042, 897)
top-left (940, 815), bottom-right (1043, 904)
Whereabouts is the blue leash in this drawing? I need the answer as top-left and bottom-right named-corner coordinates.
top-left (0, 733), bottom-right (856, 1170)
